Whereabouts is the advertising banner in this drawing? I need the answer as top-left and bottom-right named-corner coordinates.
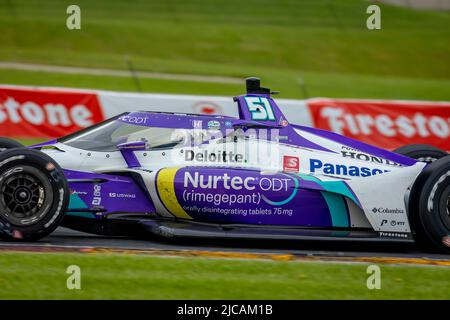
top-left (307, 98), bottom-right (450, 150)
top-left (1, 85), bottom-right (449, 152)
top-left (0, 86), bottom-right (104, 138)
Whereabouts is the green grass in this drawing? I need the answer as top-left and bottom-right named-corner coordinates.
top-left (0, 0), bottom-right (449, 100)
top-left (1, 0), bottom-right (449, 78)
top-left (0, 252), bottom-right (449, 299)
top-left (2, 68), bottom-right (450, 101)
top-left (1, 2), bottom-right (449, 301)
top-left (18, 138), bottom-right (45, 146)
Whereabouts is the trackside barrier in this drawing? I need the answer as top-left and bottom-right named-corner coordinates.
top-left (308, 98), bottom-right (450, 151)
top-left (0, 85), bottom-right (449, 150)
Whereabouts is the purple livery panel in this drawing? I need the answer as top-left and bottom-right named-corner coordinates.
top-left (65, 169), bottom-right (155, 218)
top-left (155, 167), bottom-right (353, 228)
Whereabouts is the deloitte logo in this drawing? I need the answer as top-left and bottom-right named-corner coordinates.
top-left (184, 150), bottom-right (245, 163)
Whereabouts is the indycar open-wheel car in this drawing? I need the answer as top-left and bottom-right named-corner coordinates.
top-left (0, 78), bottom-right (449, 253)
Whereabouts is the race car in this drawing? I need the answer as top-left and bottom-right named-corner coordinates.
top-left (0, 77), bottom-right (449, 253)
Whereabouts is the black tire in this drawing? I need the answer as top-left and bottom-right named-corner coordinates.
top-left (0, 148), bottom-right (69, 241)
top-left (0, 138), bottom-right (23, 151)
top-left (409, 156), bottom-right (450, 254)
top-left (393, 144), bottom-right (448, 163)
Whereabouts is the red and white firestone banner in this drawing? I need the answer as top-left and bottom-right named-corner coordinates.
top-left (1, 85), bottom-right (449, 151)
top-left (0, 86), bottom-right (104, 138)
top-left (307, 98), bottom-right (450, 151)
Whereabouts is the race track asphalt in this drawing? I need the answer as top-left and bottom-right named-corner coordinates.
top-left (0, 227), bottom-right (449, 261)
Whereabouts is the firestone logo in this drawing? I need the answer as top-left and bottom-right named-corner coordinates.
top-left (320, 106), bottom-right (450, 139)
top-left (379, 232), bottom-right (408, 239)
top-left (0, 97), bottom-right (94, 127)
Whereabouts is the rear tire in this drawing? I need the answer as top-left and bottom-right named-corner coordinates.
top-left (0, 138), bottom-right (23, 152)
top-left (0, 148), bottom-right (69, 241)
top-left (409, 156), bottom-right (450, 254)
top-left (393, 144), bottom-right (447, 163)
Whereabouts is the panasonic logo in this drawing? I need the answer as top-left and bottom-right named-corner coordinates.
top-left (309, 159), bottom-right (389, 177)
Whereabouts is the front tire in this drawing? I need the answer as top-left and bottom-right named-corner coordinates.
top-left (0, 138), bottom-right (23, 152)
top-left (0, 148), bottom-right (69, 241)
top-left (393, 144), bottom-right (448, 163)
top-left (409, 156), bottom-right (450, 254)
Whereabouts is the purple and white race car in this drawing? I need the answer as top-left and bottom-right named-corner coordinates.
top-left (0, 78), bottom-right (449, 253)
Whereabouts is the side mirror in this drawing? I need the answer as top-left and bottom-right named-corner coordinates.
top-left (117, 140), bottom-right (146, 168)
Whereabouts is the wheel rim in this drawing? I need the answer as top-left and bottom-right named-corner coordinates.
top-left (417, 156), bottom-right (438, 164)
top-left (439, 184), bottom-right (450, 230)
top-left (0, 166), bottom-right (53, 226)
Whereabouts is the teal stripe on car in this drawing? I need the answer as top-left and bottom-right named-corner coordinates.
top-left (67, 194), bottom-right (94, 218)
top-left (297, 173), bottom-right (358, 227)
top-left (297, 173), bottom-right (360, 207)
top-left (320, 191), bottom-right (349, 228)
